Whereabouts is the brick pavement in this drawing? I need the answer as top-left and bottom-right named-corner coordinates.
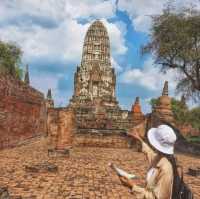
top-left (0, 137), bottom-right (199, 199)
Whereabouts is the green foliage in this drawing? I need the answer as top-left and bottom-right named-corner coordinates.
top-left (0, 40), bottom-right (23, 79)
top-left (188, 107), bottom-right (200, 131)
top-left (15, 66), bottom-right (23, 80)
top-left (149, 98), bottom-right (159, 109)
top-left (143, 6), bottom-right (200, 101)
top-left (171, 98), bottom-right (189, 124)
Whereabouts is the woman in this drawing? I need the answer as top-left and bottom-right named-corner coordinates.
top-left (120, 124), bottom-right (177, 199)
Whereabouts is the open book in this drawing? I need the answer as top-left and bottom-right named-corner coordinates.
top-left (108, 163), bottom-right (137, 179)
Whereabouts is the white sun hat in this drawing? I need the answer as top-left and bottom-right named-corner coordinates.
top-left (147, 125), bottom-right (177, 155)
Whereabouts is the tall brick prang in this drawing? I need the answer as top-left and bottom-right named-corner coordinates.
top-left (70, 20), bottom-right (118, 108)
top-left (68, 20), bottom-right (133, 137)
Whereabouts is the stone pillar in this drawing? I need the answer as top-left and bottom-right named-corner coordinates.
top-left (47, 108), bottom-right (58, 149)
top-left (56, 109), bottom-right (75, 150)
top-left (47, 108), bottom-right (76, 157)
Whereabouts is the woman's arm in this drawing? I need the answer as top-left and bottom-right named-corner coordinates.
top-left (141, 142), bottom-right (156, 165)
top-left (128, 130), bottom-right (156, 164)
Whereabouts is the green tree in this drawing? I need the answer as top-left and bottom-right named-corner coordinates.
top-left (0, 40), bottom-right (23, 79)
top-left (188, 107), bottom-right (200, 131)
top-left (171, 98), bottom-right (189, 124)
top-left (143, 7), bottom-right (200, 101)
top-left (149, 98), bottom-right (159, 109)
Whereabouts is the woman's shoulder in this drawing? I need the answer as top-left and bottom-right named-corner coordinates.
top-left (158, 156), bottom-right (173, 172)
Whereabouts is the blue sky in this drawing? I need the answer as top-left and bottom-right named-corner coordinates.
top-left (0, 0), bottom-right (199, 113)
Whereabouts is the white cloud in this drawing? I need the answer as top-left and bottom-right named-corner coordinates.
top-left (0, 0), bottom-right (66, 24)
top-left (65, 0), bottom-right (117, 19)
top-left (119, 57), bottom-right (177, 92)
top-left (0, 0), bottom-right (116, 24)
top-left (0, 0), bottom-right (127, 106)
top-left (0, 19), bottom-right (126, 64)
top-left (0, 1), bottom-right (126, 64)
top-left (118, 0), bottom-right (200, 33)
top-left (118, 0), bottom-right (165, 32)
top-left (103, 19), bottom-right (127, 55)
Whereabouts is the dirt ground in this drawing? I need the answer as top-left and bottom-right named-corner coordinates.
top-left (0, 137), bottom-right (199, 199)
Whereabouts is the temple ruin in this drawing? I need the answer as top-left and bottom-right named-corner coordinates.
top-left (69, 20), bottom-right (133, 135)
top-left (1, 19), bottom-right (198, 152)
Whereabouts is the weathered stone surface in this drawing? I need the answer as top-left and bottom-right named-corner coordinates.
top-left (187, 168), bottom-right (200, 177)
top-left (0, 137), bottom-right (199, 199)
top-left (0, 75), bottom-right (47, 149)
top-left (70, 20), bottom-right (117, 107)
top-left (47, 108), bottom-right (76, 151)
top-left (0, 187), bottom-right (10, 199)
top-left (74, 132), bottom-right (133, 148)
top-left (48, 148), bottom-right (70, 158)
top-left (25, 162), bottom-right (58, 173)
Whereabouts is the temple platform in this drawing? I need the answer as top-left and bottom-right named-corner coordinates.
top-left (74, 129), bottom-right (134, 148)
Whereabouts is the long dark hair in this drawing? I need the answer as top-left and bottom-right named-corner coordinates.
top-left (164, 154), bottom-right (180, 199)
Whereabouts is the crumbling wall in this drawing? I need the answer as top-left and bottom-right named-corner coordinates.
top-left (0, 75), bottom-right (47, 149)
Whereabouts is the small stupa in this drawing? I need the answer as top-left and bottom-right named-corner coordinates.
top-left (46, 89), bottom-right (54, 108)
top-left (131, 97), bottom-right (145, 125)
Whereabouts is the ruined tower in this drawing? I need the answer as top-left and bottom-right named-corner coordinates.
top-left (69, 20), bottom-right (131, 133)
top-left (151, 81), bottom-right (174, 126)
top-left (70, 20), bottom-right (118, 108)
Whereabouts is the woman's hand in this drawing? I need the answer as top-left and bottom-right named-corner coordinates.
top-left (119, 176), bottom-right (135, 189)
top-left (127, 129), bottom-right (143, 143)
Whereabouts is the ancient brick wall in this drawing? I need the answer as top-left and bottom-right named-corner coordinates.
top-left (0, 75), bottom-right (47, 149)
